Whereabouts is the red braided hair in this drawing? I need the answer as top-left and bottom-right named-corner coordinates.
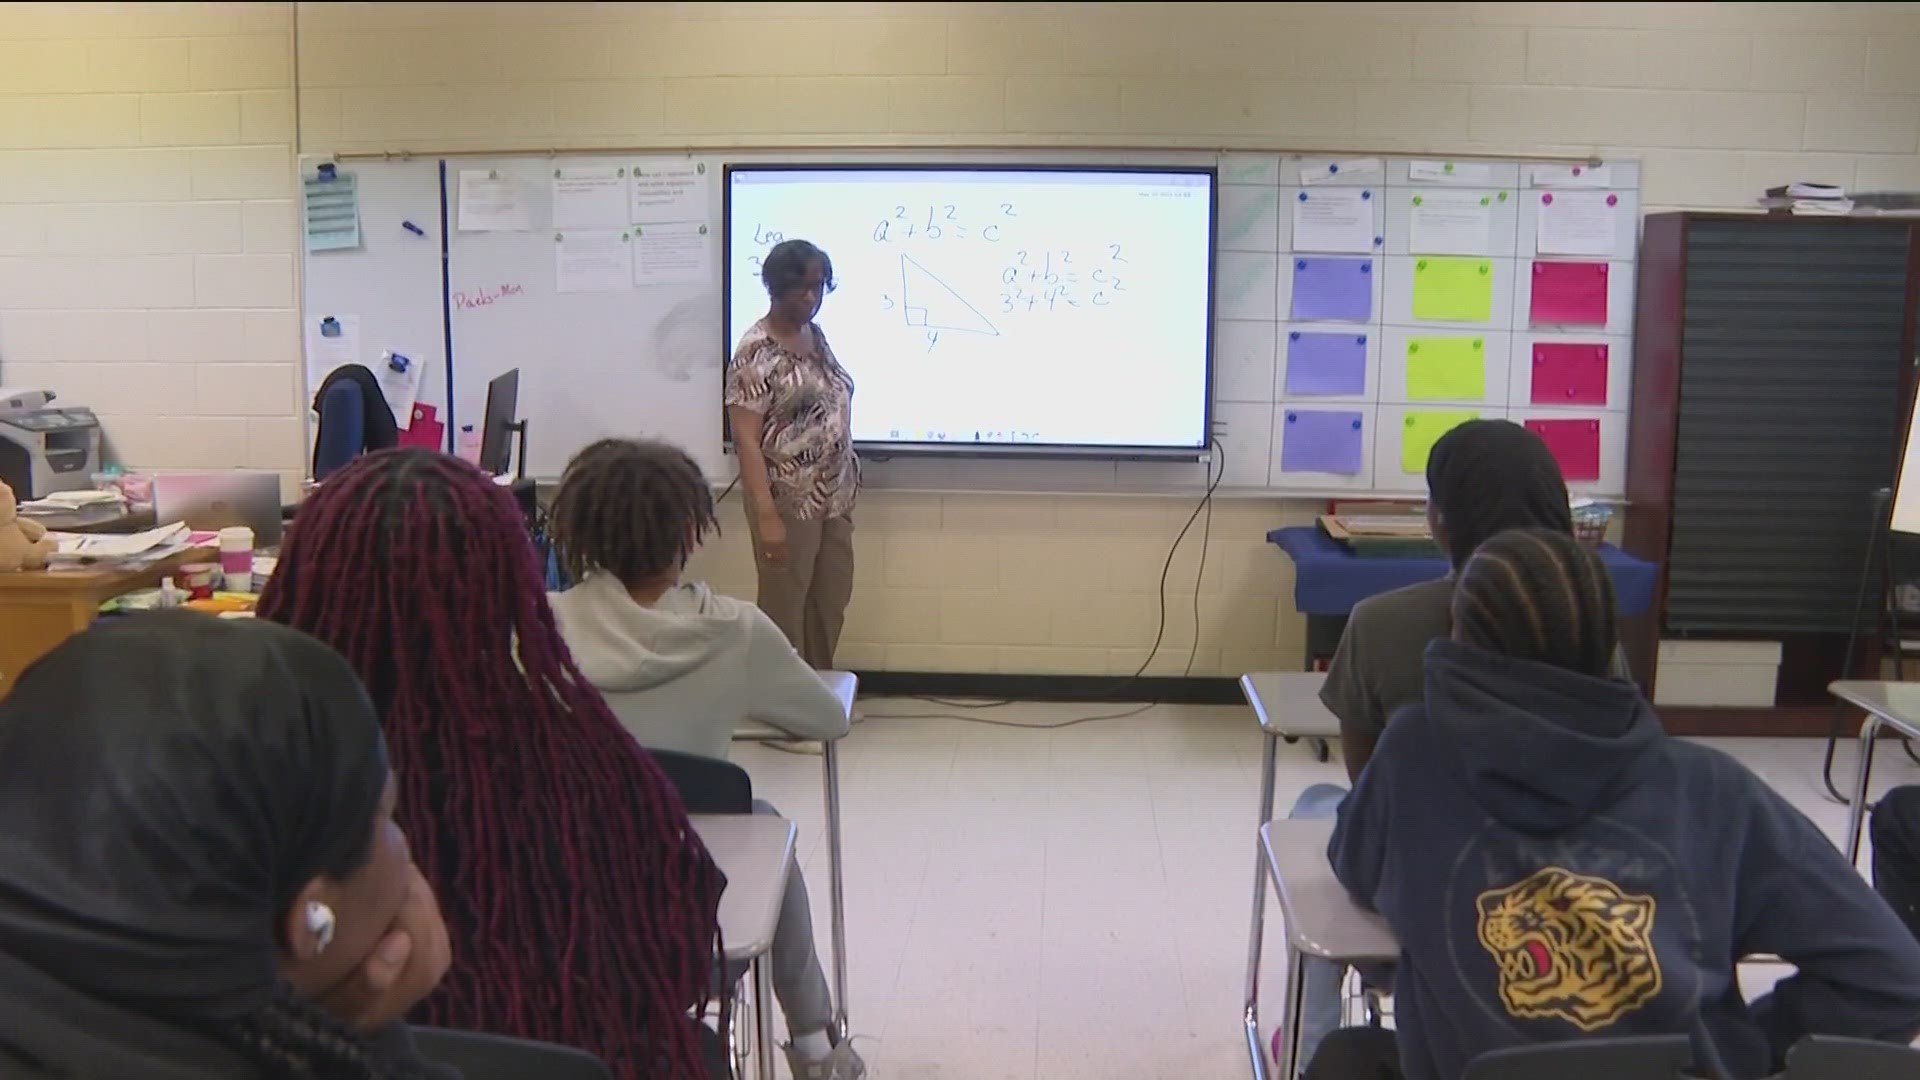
top-left (257, 449), bottom-right (722, 1079)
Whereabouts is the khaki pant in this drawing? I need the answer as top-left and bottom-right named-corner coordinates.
top-left (747, 508), bottom-right (854, 669)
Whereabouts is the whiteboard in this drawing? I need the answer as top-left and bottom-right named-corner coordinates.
top-left (300, 150), bottom-right (1640, 499)
top-left (297, 155), bottom-right (448, 447)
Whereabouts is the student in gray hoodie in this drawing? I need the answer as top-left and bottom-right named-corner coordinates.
top-left (548, 438), bottom-right (862, 1080)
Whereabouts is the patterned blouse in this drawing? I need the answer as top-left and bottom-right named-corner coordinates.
top-left (724, 319), bottom-right (859, 521)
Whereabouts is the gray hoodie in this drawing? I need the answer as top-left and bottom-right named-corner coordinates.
top-left (549, 572), bottom-right (849, 761)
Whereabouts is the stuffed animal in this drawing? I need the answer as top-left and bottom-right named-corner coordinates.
top-left (0, 479), bottom-right (56, 572)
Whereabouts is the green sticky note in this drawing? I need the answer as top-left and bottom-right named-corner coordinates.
top-left (1402, 410), bottom-right (1480, 473)
top-left (1405, 336), bottom-right (1485, 400)
top-left (1412, 257), bottom-right (1494, 322)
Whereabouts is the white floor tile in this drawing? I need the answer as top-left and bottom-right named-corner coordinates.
top-left (733, 696), bottom-right (1920, 1079)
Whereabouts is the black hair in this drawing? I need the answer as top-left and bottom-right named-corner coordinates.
top-left (1425, 419), bottom-right (1573, 569)
top-left (1452, 528), bottom-right (1617, 679)
top-left (761, 239), bottom-right (835, 300)
top-left (551, 438), bottom-right (717, 589)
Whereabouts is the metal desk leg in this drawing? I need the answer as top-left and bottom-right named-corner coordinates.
top-left (752, 957), bottom-right (777, 1080)
top-left (822, 738), bottom-right (850, 1042)
top-left (1243, 731), bottom-right (1279, 1080)
top-left (1845, 714), bottom-right (1885, 865)
top-left (1278, 945), bottom-right (1309, 1080)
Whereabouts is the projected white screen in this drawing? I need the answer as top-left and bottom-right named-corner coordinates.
top-left (725, 167), bottom-right (1215, 453)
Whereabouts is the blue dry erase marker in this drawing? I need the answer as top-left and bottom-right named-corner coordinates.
top-left (402, 220), bottom-right (425, 236)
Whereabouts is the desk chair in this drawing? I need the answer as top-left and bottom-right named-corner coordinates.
top-left (649, 747), bottom-right (758, 1076)
top-left (1463, 1036), bottom-right (1695, 1079)
top-left (1256, 820), bottom-right (1399, 1080)
top-left (651, 747), bottom-right (754, 814)
top-left (411, 1027), bottom-right (613, 1080)
top-left (1785, 1035), bottom-right (1920, 1078)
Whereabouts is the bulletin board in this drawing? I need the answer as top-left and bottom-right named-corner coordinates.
top-left (299, 150), bottom-right (1639, 498)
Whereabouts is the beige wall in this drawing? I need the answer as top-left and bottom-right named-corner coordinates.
top-left (6, 2), bottom-right (1920, 675)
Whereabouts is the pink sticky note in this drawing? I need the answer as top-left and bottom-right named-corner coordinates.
top-left (1525, 418), bottom-right (1602, 481)
top-left (1531, 342), bottom-right (1610, 406)
top-left (1530, 261), bottom-right (1609, 326)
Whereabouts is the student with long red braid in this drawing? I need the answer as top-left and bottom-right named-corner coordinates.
top-left (256, 448), bottom-right (727, 1079)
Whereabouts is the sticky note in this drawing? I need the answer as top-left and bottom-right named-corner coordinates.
top-left (1281, 410), bottom-right (1366, 475)
top-left (1530, 261), bottom-right (1609, 326)
top-left (1285, 332), bottom-right (1368, 396)
top-left (1525, 418), bottom-right (1602, 481)
top-left (1405, 337), bottom-right (1486, 400)
top-left (1401, 410), bottom-right (1479, 474)
top-left (1531, 342), bottom-right (1609, 406)
top-left (1411, 257), bottom-right (1494, 322)
top-left (1290, 257), bottom-right (1373, 322)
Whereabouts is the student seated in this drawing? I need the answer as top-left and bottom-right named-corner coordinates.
top-left (1292, 418), bottom-right (1598, 1068)
top-left (1328, 529), bottom-right (1920, 1080)
top-left (0, 613), bottom-right (453, 1080)
top-left (547, 437), bottom-right (863, 1080)
top-left (257, 448), bottom-right (727, 1080)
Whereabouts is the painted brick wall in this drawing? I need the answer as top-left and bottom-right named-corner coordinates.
top-left (7, 2), bottom-right (1920, 675)
top-left (0, 2), bottom-right (302, 487)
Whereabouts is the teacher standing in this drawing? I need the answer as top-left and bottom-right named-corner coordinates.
top-left (726, 239), bottom-right (859, 669)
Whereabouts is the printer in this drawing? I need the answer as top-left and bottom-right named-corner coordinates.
top-left (0, 389), bottom-right (101, 500)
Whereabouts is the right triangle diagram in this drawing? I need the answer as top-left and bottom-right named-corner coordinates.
top-left (900, 254), bottom-right (1000, 336)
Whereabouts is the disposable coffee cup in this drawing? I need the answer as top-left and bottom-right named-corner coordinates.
top-left (218, 526), bottom-right (254, 592)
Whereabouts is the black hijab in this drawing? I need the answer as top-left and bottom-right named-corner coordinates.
top-left (0, 612), bottom-right (393, 1078)
top-left (1425, 419), bottom-right (1574, 569)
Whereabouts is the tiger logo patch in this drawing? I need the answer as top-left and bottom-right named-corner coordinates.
top-left (1476, 866), bottom-right (1663, 1031)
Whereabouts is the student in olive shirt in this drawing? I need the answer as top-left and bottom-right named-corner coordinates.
top-left (1288, 419), bottom-right (1582, 1075)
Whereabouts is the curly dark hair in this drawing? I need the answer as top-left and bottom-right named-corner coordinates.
top-left (761, 238), bottom-right (834, 299)
top-left (551, 438), bottom-right (717, 589)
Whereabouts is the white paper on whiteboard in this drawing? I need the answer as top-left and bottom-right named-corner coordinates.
top-left (1292, 188), bottom-right (1375, 254)
top-left (630, 159), bottom-right (709, 225)
top-left (1530, 162), bottom-right (1613, 188)
top-left (1409, 159), bottom-right (1494, 184)
top-left (552, 166), bottom-right (629, 229)
top-left (458, 171), bottom-right (531, 232)
top-left (1536, 192), bottom-right (1619, 257)
top-left (555, 229), bottom-right (634, 293)
top-left (634, 222), bottom-right (710, 286)
top-left (1299, 158), bottom-right (1382, 186)
top-left (1409, 191), bottom-right (1496, 256)
top-left (374, 351), bottom-right (421, 428)
top-left (305, 314), bottom-right (361, 396)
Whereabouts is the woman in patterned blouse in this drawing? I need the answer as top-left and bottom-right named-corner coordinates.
top-left (725, 239), bottom-right (860, 670)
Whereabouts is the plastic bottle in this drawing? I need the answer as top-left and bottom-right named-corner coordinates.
top-left (457, 424), bottom-right (482, 465)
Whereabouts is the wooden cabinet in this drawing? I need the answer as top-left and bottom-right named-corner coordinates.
top-left (1626, 213), bottom-right (1920, 733)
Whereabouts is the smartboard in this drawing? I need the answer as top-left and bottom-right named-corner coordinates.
top-left (299, 150), bottom-right (1639, 497)
top-left (723, 165), bottom-right (1215, 457)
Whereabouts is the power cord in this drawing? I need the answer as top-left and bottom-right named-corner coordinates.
top-left (864, 437), bottom-right (1225, 729)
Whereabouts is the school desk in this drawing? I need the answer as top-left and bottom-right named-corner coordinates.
top-left (732, 669), bottom-right (856, 1044)
top-left (0, 547), bottom-right (214, 699)
top-left (1830, 680), bottom-right (1920, 867)
top-left (1268, 526), bottom-right (1660, 667)
top-left (692, 812), bottom-right (797, 1080)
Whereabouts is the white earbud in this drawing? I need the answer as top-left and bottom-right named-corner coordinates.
top-left (304, 900), bottom-right (336, 955)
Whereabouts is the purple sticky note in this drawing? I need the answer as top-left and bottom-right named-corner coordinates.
top-left (1280, 409), bottom-right (1365, 475)
top-left (1290, 257), bottom-right (1373, 322)
top-left (1285, 331), bottom-right (1368, 396)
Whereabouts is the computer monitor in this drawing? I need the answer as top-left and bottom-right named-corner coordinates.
top-left (479, 369), bottom-right (520, 478)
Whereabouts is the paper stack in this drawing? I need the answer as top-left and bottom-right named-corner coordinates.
top-left (46, 522), bottom-right (193, 569)
top-left (19, 489), bottom-right (124, 515)
top-left (1758, 183), bottom-right (1852, 215)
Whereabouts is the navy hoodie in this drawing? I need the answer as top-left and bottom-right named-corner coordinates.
top-left (1329, 640), bottom-right (1920, 1080)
